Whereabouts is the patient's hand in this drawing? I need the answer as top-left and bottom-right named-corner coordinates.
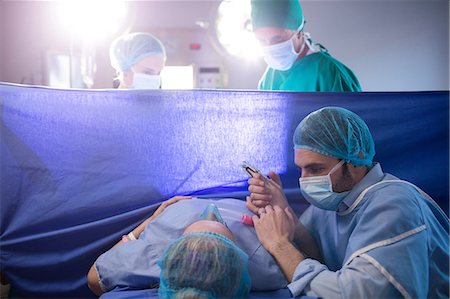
top-left (133, 196), bottom-right (193, 239)
top-left (145, 196), bottom-right (192, 224)
top-left (246, 172), bottom-right (289, 214)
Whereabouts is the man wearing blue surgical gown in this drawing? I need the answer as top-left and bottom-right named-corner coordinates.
top-left (247, 107), bottom-right (449, 298)
top-left (88, 197), bottom-right (289, 295)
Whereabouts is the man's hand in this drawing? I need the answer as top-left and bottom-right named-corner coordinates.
top-left (252, 205), bottom-right (297, 253)
top-left (246, 171), bottom-right (289, 214)
top-left (252, 205), bottom-right (304, 281)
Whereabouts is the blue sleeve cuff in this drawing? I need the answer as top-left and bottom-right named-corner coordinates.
top-left (287, 258), bottom-right (328, 297)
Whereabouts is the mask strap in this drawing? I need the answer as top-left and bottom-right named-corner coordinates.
top-left (328, 160), bottom-right (346, 176)
top-left (297, 17), bottom-right (305, 32)
top-left (293, 18), bottom-right (307, 54)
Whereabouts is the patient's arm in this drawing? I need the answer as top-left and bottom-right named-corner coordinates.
top-left (87, 195), bottom-right (192, 295)
top-left (87, 266), bottom-right (103, 296)
top-left (1, 273), bottom-right (10, 298)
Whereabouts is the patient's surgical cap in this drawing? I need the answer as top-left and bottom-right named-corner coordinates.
top-left (109, 32), bottom-right (166, 73)
top-left (158, 232), bottom-right (251, 299)
top-left (251, 0), bottom-right (303, 30)
top-left (293, 107), bottom-right (375, 166)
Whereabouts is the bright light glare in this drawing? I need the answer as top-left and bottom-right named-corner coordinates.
top-left (216, 0), bottom-right (263, 59)
top-left (161, 66), bottom-right (194, 90)
top-left (58, 0), bottom-right (127, 41)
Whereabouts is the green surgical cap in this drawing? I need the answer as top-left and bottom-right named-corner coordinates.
top-left (158, 232), bottom-right (251, 299)
top-left (109, 32), bottom-right (166, 73)
top-left (251, 0), bottom-right (303, 30)
top-left (293, 107), bottom-right (376, 166)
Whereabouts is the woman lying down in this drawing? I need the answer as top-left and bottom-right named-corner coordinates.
top-left (87, 196), bottom-right (320, 298)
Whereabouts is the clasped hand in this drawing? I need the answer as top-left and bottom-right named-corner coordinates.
top-left (246, 171), bottom-right (289, 213)
top-left (252, 205), bottom-right (298, 254)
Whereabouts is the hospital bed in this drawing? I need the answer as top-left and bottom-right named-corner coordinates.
top-left (1, 82), bottom-right (448, 298)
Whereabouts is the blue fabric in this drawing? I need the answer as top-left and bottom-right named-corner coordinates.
top-left (258, 52), bottom-right (362, 92)
top-left (95, 198), bottom-right (286, 292)
top-left (292, 164), bottom-right (449, 298)
top-left (0, 82), bottom-right (448, 297)
top-left (99, 287), bottom-right (316, 299)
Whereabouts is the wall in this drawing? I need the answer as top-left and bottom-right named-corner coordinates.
top-left (0, 1), bottom-right (72, 85)
top-left (301, 0), bottom-right (449, 91)
top-left (0, 0), bottom-right (448, 91)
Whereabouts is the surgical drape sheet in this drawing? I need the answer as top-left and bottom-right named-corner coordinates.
top-left (0, 83), bottom-right (448, 298)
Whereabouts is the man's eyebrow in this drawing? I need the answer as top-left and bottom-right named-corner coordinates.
top-left (301, 162), bottom-right (325, 170)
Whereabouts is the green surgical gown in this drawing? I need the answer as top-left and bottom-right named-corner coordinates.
top-left (258, 51), bottom-right (361, 92)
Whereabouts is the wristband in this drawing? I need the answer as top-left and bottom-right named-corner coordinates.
top-left (127, 232), bottom-right (137, 240)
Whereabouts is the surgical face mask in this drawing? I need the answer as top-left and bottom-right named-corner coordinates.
top-left (199, 203), bottom-right (227, 226)
top-left (261, 25), bottom-right (306, 71)
top-left (299, 160), bottom-right (349, 211)
top-left (130, 73), bottom-right (161, 89)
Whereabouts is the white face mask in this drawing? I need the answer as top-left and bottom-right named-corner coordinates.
top-left (261, 23), bottom-right (306, 71)
top-left (130, 73), bottom-right (161, 89)
top-left (299, 160), bottom-right (349, 211)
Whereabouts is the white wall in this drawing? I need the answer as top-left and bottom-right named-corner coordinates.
top-left (301, 0), bottom-right (449, 91)
top-left (0, 0), bottom-right (448, 91)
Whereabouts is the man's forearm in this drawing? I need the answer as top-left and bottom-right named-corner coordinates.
top-left (294, 223), bottom-right (323, 262)
top-left (268, 240), bottom-right (305, 282)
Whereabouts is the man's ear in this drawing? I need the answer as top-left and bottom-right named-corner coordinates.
top-left (122, 70), bottom-right (133, 87)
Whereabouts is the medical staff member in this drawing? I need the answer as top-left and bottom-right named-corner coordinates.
top-left (109, 32), bottom-right (166, 89)
top-left (251, 0), bottom-right (361, 91)
top-left (247, 107), bottom-right (449, 298)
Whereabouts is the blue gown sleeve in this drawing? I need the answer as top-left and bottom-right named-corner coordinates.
top-left (95, 240), bottom-right (161, 292)
top-left (288, 257), bottom-right (401, 298)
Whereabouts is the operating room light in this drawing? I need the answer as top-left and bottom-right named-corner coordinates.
top-left (216, 0), bottom-right (263, 59)
top-left (58, 0), bottom-right (127, 41)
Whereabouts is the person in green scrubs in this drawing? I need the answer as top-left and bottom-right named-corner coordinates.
top-left (251, 0), bottom-right (361, 91)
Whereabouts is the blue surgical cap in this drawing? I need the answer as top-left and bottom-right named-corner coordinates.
top-left (251, 0), bottom-right (304, 30)
top-left (293, 107), bottom-right (375, 166)
top-left (158, 232), bottom-right (251, 299)
top-left (109, 32), bottom-right (166, 73)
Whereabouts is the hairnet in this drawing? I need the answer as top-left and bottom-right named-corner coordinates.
top-left (109, 32), bottom-right (166, 73)
top-left (251, 0), bottom-right (303, 30)
top-left (158, 232), bottom-right (251, 299)
top-left (293, 107), bottom-right (375, 166)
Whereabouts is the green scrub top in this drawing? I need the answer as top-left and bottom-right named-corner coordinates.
top-left (258, 51), bottom-right (361, 92)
